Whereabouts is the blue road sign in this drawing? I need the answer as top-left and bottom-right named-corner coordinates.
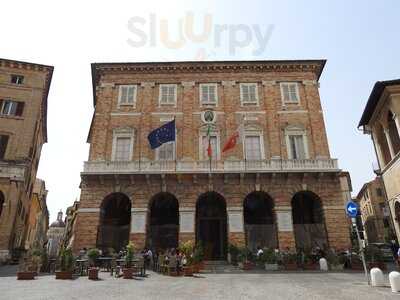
top-left (346, 201), bottom-right (358, 218)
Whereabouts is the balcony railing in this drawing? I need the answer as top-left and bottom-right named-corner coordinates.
top-left (82, 159), bottom-right (339, 175)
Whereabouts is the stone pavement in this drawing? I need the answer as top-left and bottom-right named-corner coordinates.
top-left (0, 266), bottom-right (398, 300)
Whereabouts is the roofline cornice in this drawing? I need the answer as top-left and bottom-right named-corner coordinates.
top-left (91, 59), bottom-right (326, 107)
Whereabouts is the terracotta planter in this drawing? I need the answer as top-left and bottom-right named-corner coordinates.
top-left (197, 261), bottom-right (204, 271)
top-left (368, 262), bottom-right (386, 271)
top-left (284, 263), bottom-right (298, 271)
top-left (17, 271), bottom-right (35, 280)
top-left (123, 268), bottom-right (134, 279)
top-left (192, 264), bottom-right (200, 273)
top-left (88, 268), bottom-right (99, 280)
top-left (183, 266), bottom-right (194, 276)
top-left (55, 271), bottom-right (73, 280)
top-left (242, 261), bottom-right (253, 270)
top-left (303, 263), bottom-right (318, 270)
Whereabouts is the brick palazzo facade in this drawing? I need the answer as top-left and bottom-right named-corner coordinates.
top-left (72, 60), bottom-right (351, 259)
top-left (0, 58), bottom-right (53, 262)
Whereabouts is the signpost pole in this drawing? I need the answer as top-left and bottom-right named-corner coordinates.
top-left (352, 217), bottom-right (370, 285)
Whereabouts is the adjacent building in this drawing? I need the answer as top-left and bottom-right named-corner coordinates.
top-left (72, 60), bottom-right (351, 259)
top-left (359, 79), bottom-right (400, 243)
top-left (62, 200), bottom-right (79, 249)
top-left (25, 178), bottom-right (49, 251)
top-left (355, 177), bottom-right (392, 243)
top-left (0, 58), bottom-right (53, 262)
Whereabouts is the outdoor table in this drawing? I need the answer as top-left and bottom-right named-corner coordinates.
top-left (97, 257), bottom-right (112, 272)
top-left (76, 259), bottom-right (88, 276)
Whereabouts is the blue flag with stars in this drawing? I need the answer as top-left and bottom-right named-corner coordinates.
top-left (148, 119), bottom-right (176, 149)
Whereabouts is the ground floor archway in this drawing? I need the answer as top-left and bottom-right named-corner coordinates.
top-left (147, 192), bottom-right (179, 251)
top-left (291, 191), bottom-right (328, 250)
top-left (244, 191), bottom-right (277, 251)
top-left (196, 192), bottom-right (227, 260)
top-left (97, 193), bottom-right (131, 253)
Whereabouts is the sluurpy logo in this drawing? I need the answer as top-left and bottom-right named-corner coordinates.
top-left (127, 12), bottom-right (274, 59)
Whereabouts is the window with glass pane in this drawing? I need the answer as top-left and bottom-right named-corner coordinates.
top-left (245, 136), bottom-right (262, 160)
top-left (241, 83), bottom-right (257, 103)
top-left (158, 142), bottom-right (175, 160)
top-left (289, 135), bottom-right (306, 159)
top-left (119, 85), bottom-right (136, 105)
top-left (114, 137), bottom-right (131, 161)
top-left (200, 84), bottom-right (217, 105)
top-left (201, 136), bottom-right (218, 160)
top-left (160, 85), bottom-right (176, 105)
top-left (281, 83), bottom-right (299, 103)
top-left (1, 100), bottom-right (18, 115)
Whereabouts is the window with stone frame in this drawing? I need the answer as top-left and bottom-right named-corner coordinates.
top-left (0, 100), bottom-right (24, 117)
top-left (118, 85), bottom-right (137, 106)
top-left (114, 137), bottom-right (132, 161)
top-left (280, 82), bottom-right (300, 104)
top-left (159, 84), bottom-right (177, 105)
top-left (11, 75), bottom-right (24, 85)
top-left (244, 135), bottom-right (263, 160)
top-left (200, 83), bottom-right (218, 105)
top-left (201, 135), bottom-right (218, 160)
top-left (240, 83), bottom-right (258, 105)
top-left (157, 142), bottom-right (175, 161)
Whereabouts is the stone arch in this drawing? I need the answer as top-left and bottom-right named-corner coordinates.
top-left (147, 192), bottom-right (179, 251)
top-left (291, 191), bottom-right (328, 250)
top-left (196, 191), bottom-right (227, 260)
top-left (96, 192), bottom-right (131, 253)
top-left (388, 110), bottom-right (400, 155)
top-left (243, 191), bottom-right (277, 251)
top-left (0, 191), bottom-right (4, 219)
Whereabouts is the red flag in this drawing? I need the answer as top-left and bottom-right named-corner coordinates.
top-left (222, 131), bottom-right (239, 153)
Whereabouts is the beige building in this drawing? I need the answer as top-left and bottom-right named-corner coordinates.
top-left (62, 200), bottom-right (79, 249)
top-left (0, 58), bottom-right (53, 262)
top-left (359, 79), bottom-right (400, 243)
top-left (72, 60), bottom-right (351, 259)
top-left (25, 178), bottom-right (49, 252)
top-left (356, 177), bottom-right (392, 243)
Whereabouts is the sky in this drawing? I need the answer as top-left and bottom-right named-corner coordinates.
top-left (1, 0), bottom-right (399, 222)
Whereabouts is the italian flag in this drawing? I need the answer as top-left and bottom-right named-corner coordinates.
top-left (206, 125), bottom-right (212, 158)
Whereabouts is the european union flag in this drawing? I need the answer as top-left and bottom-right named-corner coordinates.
top-left (148, 119), bottom-right (176, 149)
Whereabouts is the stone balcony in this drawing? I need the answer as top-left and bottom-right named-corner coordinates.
top-left (0, 161), bottom-right (26, 181)
top-left (82, 159), bottom-right (340, 175)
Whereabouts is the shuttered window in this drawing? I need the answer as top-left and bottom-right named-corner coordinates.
top-left (245, 136), bottom-right (262, 160)
top-left (280, 82), bottom-right (300, 104)
top-left (159, 84), bottom-right (177, 105)
top-left (114, 137), bottom-right (132, 161)
top-left (157, 142), bottom-right (175, 160)
top-left (118, 85), bottom-right (136, 105)
top-left (240, 83), bottom-right (258, 104)
top-left (200, 84), bottom-right (218, 105)
top-left (0, 135), bottom-right (9, 159)
top-left (0, 100), bottom-right (24, 117)
top-left (288, 135), bottom-right (306, 159)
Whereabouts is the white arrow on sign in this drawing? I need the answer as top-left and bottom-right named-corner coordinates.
top-left (348, 206), bottom-right (357, 213)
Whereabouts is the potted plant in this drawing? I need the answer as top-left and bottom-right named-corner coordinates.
top-left (123, 242), bottom-right (135, 279)
top-left (180, 240), bottom-right (195, 276)
top-left (87, 248), bottom-right (100, 280)
top-left (55, 248), bottom-right (75, 279)
top-left (228, 243), bottom-right (240, 266)
top-left (365, 245), bottom-right (386, 270)
top-left (303, 252), bottom-right (318, 270)
top-left (17, 254), bottom-right (36, 280)
top-left (193, 242), bottom-right (204, 273)
top-left (326, 250), bottom-right (346, 271)
top-left (261, 248), bottom-right (279, 271)
top-left (281, 251), bottom-right (298, 270)
top-left (237, 247), bottom-right (253, 270)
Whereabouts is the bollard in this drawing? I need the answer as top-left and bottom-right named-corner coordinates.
top-left (389, 271), bottom-right (400, 293)
top-left (370, 268), bottom-right (384, 287)
top-left (319, 258), bottom-right (328, 271)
